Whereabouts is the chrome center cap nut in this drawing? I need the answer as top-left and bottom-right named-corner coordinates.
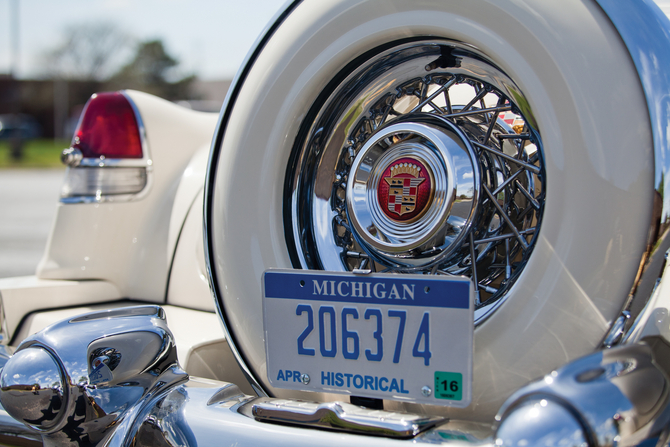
top-left (346, 115), bottom-right (479, 268)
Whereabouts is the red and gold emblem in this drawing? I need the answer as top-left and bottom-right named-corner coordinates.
top-left (376, 156), bottom-right (434, 223)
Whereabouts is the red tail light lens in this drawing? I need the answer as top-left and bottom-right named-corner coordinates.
top-left (72, 92), bottom-right (143, 159)
top-left (61, 91), bottom-right (149, 202)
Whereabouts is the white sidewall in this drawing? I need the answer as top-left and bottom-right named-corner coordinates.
top-left (211, 0), bottom-right (653, 420)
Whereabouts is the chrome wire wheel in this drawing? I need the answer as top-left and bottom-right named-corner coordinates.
top-left (286, 40), bottom-right (546, 323)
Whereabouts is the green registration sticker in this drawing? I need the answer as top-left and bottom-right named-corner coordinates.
top-left (434, 372), bottom-right (462, 401)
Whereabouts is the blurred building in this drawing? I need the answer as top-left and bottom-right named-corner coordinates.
top-left (0, 77), bottom-right (231, 139)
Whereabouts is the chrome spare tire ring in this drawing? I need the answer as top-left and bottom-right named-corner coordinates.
top-left (285, 40), bottom-right (546, 323)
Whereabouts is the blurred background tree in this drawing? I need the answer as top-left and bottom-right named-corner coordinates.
top-left (44, 22), bottom-right (132, 81)
top-left (43, 23), bottom-right (196, 100)
top-left (0, 21), bottom-right (201, 162)
top-left (106, 40), bottom-right (197, 100)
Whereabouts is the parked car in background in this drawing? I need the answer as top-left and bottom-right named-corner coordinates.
top-left (1, 0), bottom-right (670, 445)
top-left (0, 114), bottom-right (41, 140)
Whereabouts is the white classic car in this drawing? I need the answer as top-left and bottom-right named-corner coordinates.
top-left (1, 0), bottom-right (670, 445)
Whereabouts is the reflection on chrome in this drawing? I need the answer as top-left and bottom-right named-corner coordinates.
top-left (595, 0), bottom-right (670, 348)
top-left (495, 338), bottom-right (670, 446)
top-left (0, 306), bottom-right (186, 446)
top-left (346, 116), bottom-right (479, 268)
top-left (0, 348), bottom-right (65, 431)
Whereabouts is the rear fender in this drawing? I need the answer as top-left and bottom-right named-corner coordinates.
top-left (36, 91), bottom-right (218, 303)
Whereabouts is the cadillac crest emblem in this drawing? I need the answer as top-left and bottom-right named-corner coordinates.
top-left (377, 156), bottom-right (434, 223)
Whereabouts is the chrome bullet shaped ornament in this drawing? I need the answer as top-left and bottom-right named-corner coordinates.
top-left (0, 306), bottom-right (186, 445)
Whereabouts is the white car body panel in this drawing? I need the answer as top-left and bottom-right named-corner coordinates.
top-left (0, 277), bottom-right (121, 339)
top-left (167, 188), bottom-right (213, 312)
top-left (167, 144), bottom-right (211, 272)
top-left (36, 91), bottom-right (218, 303)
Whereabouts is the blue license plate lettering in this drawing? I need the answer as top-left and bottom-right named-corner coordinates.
top-left (318, 306), bottom-right (337, 357)
top-left (364, 308), bottom-right (383, 361)
top-left (341, 307), bottom-right (359, 360)
top-left (388, 309), bottom-right (406, 364)
top-left (413, 312), bottom-right (431, 366)
top-left (294, 304), bottom-right (432, 365)
top-left (296, 304), bottom-right (315, 356)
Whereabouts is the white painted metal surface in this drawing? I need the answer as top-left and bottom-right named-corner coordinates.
top-left (167, 145), bottom-right (210, 273)
top-left (36, 91), bottom-right (218, 302)
top-left (167, 189), bottom-right (214, 311)
top-left (0, 276), bottom-right (121, 339)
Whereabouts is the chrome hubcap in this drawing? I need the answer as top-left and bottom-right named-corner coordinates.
top-left (346, 115), bottom-right (478, 267)
top-left (286, 40), bottom-right (546, 322)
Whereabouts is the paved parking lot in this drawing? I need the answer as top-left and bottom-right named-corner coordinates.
top-left (0, 169), bottom-right (65, 278)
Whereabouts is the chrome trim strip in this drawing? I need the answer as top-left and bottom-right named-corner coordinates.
top-left (203, 0), bottom-right (303, 398)
top-left (75, 157), bottom-right (152, 168)
top-left (595, 0), bottom-right (670, 343)
top-left (120, 90), bottom-right (151, 164)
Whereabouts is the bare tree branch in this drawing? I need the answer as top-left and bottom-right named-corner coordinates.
top-left (44, 22), bottom-right (132, 81)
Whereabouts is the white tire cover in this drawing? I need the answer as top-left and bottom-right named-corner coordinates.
top-left (208, 0), bottom-right (653, 421)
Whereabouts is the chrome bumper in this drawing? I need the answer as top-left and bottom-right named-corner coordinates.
top-left (1, 304), bottom-right (670, 446)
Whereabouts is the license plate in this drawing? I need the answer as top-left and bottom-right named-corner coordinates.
top-left (262, 269), bottom-right (473, 407)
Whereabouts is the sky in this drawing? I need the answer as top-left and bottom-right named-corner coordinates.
top-left (0, 0), bottom-right (288, 81)
top-left (2, 0), bottom-right (670, 82)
